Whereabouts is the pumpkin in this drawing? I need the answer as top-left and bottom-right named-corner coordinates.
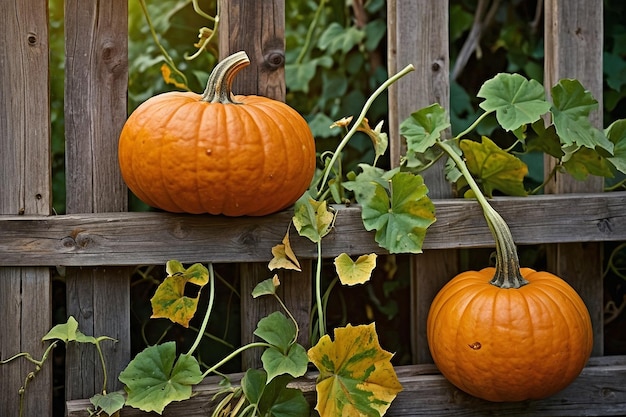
top-left (118, 51), bottom-right (316, 216)
top-left (427, 140), bottom-right (593, 402)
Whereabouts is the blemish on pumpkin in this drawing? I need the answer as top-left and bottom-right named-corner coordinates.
top-left (468, 342), bottom-right (482, 350)
top-left (206, 149), bottom-right (212, 155)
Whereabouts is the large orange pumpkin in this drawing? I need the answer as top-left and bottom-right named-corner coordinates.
top-left (118, 51), bottom-right (316, 216)
top-left (426, 141), bottom-right (593, 402)
top-left (427, 266), bottom-right (593, 402)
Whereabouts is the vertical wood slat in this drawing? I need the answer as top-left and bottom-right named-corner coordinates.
top-left (0, 0), bottom-right (52, 415)
top-left (218, 0), bottom-right (312, 369)
top-left (543, 0), bottom-right (604, 356)
top-left (388, 0), bottom-right (457, 364)
top-left (63, 0), bottom-right (131, 400)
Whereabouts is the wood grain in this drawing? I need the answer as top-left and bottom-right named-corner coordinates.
top-left (66, 355), bottom-right (626, 416)
top-left (63, 0), bottom-right (131, 400)
top-left (218, 0), bottom-right (311, 369)
top-left (0, 192), bottom-right (625, 267)
top-left (544, 0), bottom-right (605, 356)
top-left (387, 0), bottom-right (458, 363)
top-left (0, 0), bottom-right (52, 415)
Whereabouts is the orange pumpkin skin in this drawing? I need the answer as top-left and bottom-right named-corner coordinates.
top-left (118, 53), bottom-right (316, 216)
top-left (427, 267), bottom-right (593, 402)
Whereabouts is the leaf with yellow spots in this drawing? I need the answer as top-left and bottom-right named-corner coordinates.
top-left (334, 253), bottom-right (377, 286)
top-left (460, 136), bottom-right (528, 197)
top-left (151, 262), bottom-right (209, 328)
top-left (308, 323), bottom-right (403, 417)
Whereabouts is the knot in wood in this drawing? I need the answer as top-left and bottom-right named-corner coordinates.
top-left (263, 50), bottom-right (285, 70)
top-left (27, 32), bottom-right (38, 46)
top-left (597, 218), bottom-right (613, 233)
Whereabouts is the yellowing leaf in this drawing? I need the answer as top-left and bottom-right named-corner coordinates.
top-left (151, 263), bottom-right (209, 328)
top-left (268, 229), bottom-right (301, 271)
top-left (460, 136), bottom-right (528, 197)
top-left (334, 253), bottom-right (377, 286)
top-left (293, 194), bottom-right (335, 243)
top-left (357, 118), bottom-right (389, 166)
top-left (330, 116), bottom-right (353, 129)
top-left (160, 63), bottom-right (188, 90)
top-left (308, 323), bottom-right (402, 417)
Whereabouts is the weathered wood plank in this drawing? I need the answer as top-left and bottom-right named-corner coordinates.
top-left (63, 0), bottom-right (131, 400)
top-left (218, 0), bottom-right (309, 370)
top-left (66, 355), bottom-right (626, 416)
top-left (544, 0), bottom-right (605, 356)
top-left (0, 0), bottom-right (52, 415)
top-left (0, 193), bottom-right (624, 267)
top-left (388, 0), bottom-right (457, 364)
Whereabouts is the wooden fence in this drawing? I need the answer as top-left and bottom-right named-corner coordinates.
top-left (1, 0), bottom-right (625, 415)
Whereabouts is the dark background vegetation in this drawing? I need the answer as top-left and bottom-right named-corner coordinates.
top-left (47, 0), bottom-right (626, 413)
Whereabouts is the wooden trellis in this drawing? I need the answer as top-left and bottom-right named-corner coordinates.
top-left (1, 0), bottom-right (625, 415)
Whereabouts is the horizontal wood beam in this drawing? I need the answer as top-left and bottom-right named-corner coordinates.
top-left (66, 355), bottom-right (626, 416)
top-left (1, 192), bottom-right (624, 267)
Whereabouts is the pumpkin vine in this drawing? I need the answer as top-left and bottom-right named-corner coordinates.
top-left (437, 139), bottom-right (528, 289)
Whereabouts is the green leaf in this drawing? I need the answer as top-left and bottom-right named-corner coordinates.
top-left (550, 79), bottom-right (614, 153)
top-left (460, 137), bottom-right (528, 197)
top-left (267, 385), bottom-right (310, 417)
top-left (318, 22), bottom-right (365, 54)
top-left (90, 391), bottom-right (125, 416)
top-left (527, 119), bottom-right (564, 158)
top-left (477, 73), bottom-right (551, 131)
top-left (400, 103), bottom-right (450, 165)
top-left (562, 147), bottom-right (614, 180)
top-left (263, 374), bottom-right (310, 417)
top-left (308, 323), bottom-right (403, 417)
top-left (344, 168), bottom-right (436, 254)
top-left (42, 316), bottom-right (114, 345)
top-left (293, 193), bottom-right (335, 243)
top-left (252, 275), bottom-right (281, 298)
top-left (606, 119), bottom-right (626, 174)
top-left (119, 342), bottom-right (203, 414)
top-left (307, 112), bottom-right (340, 138)
top-left (261, 344), bottom-right (309, 382)
top-left (285, 56), bottom-right (333, 93)
top-left (242, 371), bottom-right (309, 417)
top-left (334, 253), bottom-right (377, 286)
top-left (254, 311), bottom-right (296, 352)
top-left (242, 368), bottom-right (267, 405)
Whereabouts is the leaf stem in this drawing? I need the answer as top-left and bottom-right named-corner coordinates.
top-left (315, 240), bottom-right (326, 337)
top-left (186, 263), bottom-right (216, 357)
top-left (437, 139), bottom-right (528, 288)
top-left (452, 110), bottom-right (492, 140)
top-left (201, 342), bottom-right (271, 378)
top-left (530, 163), bottom-right (559, 195)
top-left (138, 0), bottom-right (190, 90)
top-left (295, 0), bottom-right (327, 65)
top-left (94, 341), bottom-right (109, 393)
top-left (273, 293), bottom-right (300, 345)
top-left (316, 64), bottom-right (415, 198)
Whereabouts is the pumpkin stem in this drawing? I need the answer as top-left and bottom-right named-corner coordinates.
top-left (201, 51), bottom-right (250, 104)
top-left (437, 139), bottom-right (529, 289)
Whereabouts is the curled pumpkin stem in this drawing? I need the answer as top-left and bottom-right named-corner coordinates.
top-left (201, 51), bottom-right (250, 104)
top-left (437, 139), bottom-right (528, 289)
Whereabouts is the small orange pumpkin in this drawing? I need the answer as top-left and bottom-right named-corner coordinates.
top-left (426, 152), bottom-right (593, 402)
top-left (118, 51), bottom-right (316, 216)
